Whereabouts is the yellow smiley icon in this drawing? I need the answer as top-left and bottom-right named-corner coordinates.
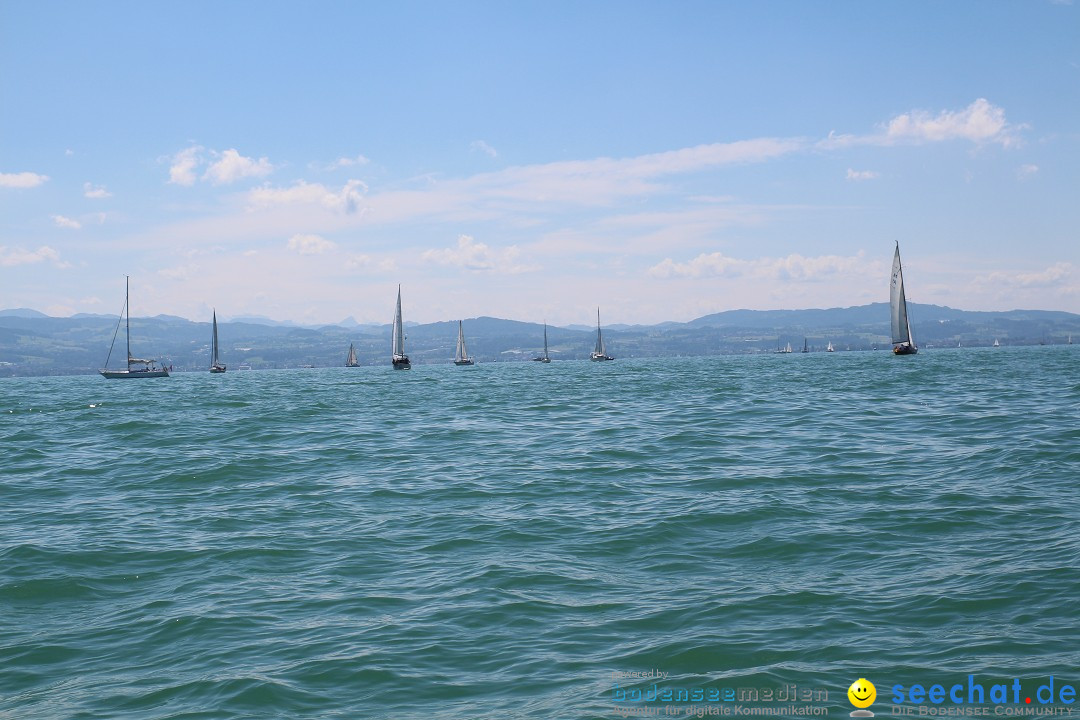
top-left (848, 678), bottom-right (876, 709)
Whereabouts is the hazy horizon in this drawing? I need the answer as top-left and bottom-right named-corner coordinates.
top-left (2, 3), bottom-right (1078, 326)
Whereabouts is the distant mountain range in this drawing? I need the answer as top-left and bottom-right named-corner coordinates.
top-left (1, 303), bottom-right (1077, 377)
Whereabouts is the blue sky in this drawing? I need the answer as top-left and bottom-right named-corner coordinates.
top-left (2, 1), bottom-right (1078, 325)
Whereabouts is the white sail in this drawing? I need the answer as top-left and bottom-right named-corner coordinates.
top-left (890, 244), bottom-right (911, 345)
top-left (591, 308), bottom-right (614, 360)
top-left (455, 320), bottom-right (469, 362)
top-left (392, 285), bottom-right (405, 359)
top-left (346, 343), bottom-right (358, 366)
top-left (211, 310), bottom-right (220, 365)
top-left (543, 322), bottom-right (549, 360)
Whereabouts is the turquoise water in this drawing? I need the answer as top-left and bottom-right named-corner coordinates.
top-left (2, 348), bottom-right (1078, 719)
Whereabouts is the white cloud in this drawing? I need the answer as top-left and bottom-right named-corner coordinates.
top-left (846, 168), bottom-right (880, 182)
top-left (0, 245), bottom-right (65, 267)
top-left (168, 146), bottom-right (203, 186)
top-left (326, 154), bottom-right (369, 170)
top-left (0, 171), bottom-right (49, 188)
top-left (648, 250), bottom-right (876, 281)
top-left (820, 99), bottom-right (1022, 150)
top-left (974, 262), bottom-right (1073, 289)
top-left (421, 234), bottom-right (537, 274)
top-left (248, 179), bottom-right (368, 214)
top-left (471, 140), bottom-right (498, 158)
top-left (203, 149), bottom-right (273, 185)
top-left (287, 233), bottom-right (337, 255)
top-left (884, 98), bottom-right (1021, 147)
top-left (52, 215), bottom-right (82, 230)
top-left (1017, 164), bottom-right (1039, 181)
top-left (83, 182), bottom-right (112, 198)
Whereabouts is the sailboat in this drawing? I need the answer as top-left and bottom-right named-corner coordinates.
top-left (533, 322), bottom-right (551, 362)
top-left (590, 308), bottom-right (614, 361)
top-left (993, 338), bottom-right (1000, 347)
top-left (345, 342), bottom-right (360, 367)
top-left (802, 337), bottom-right (809, 353)
top-left (209, 309), bottom-right (226, 373)
top-left (890, 242), bottom-right (918, 355)
top-left (454, 320), bottom-right (475, 365)
top-left (100, 275), bottom-right (170, 379)
top-left (826, 341), bottom-right (835, 353)
top-left (391, 285), bottom-right (410, 369)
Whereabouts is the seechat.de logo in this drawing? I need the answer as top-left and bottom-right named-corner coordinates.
top-left (848, 678), bottom-right (877, 717)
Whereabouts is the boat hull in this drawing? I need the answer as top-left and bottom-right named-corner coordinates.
top-left (210, 365), bottom-right (226, 373)
top-left (454, 359), bottom-right (474, 366)
top-left (392, 356), bottom-right (411, 370)
top-left (101, 369), bottom-right (170, 379)
top-left (892, 343), bottom-right (918, 355)
top-left (533, 357), bottom-right (551, 363)
top-left (590, 354), bottom-right (614, 362)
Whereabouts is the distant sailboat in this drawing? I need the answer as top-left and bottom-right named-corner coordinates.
top-left (345, 342), bottom-right (360, 367)
top-left (209, 309), bottom-right (226, 373)
top-left (993, 338), bottom-right (1000, 348)
top-left (784, 342), bottom-right (793, 354)
top-left (590, 308), bottom-right (614, 361)
top-left (100, 276), bottom-right (170, 379)
top-left (1069, 335), bottom-right (1073, 345)
top-left (533, 321), bottom-right (551, 362)
top-left (454, 320), bottom-right (474, 365)
top-left (890, 242), bottom-right (918, 355)
top-left (391, 285), bottom-right (411, 369)
top-left (826, 341), bottom-right (834, 352)
top-left (802, 337), bottom-right (809, 353)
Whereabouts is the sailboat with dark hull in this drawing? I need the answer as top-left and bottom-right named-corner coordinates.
top-left (890, 242), bottom-right (918, 355)
top-left (100, 276), bottom-right (170, 379)
top-left (391, 285), bottom-right (411, 370)
top-left (345, 343), bottom-right (360, 367)
top-left (590, 308), bottom-right (614, 361)
top-left (454, 320), bottom-right (474, 366)
top-left (533, 322), bottom-right (551, 362)
top-left (209, 309), bottom-right (226, 373)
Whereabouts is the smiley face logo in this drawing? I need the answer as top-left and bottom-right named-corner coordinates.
top-left (848, 678), bottom-right (876, 709)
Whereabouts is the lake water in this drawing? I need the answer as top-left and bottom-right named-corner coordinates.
top-left (2, 347), bottom-right (1078, 719)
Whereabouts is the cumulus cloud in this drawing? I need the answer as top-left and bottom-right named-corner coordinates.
top-left (0, 245), bottom-right (65, 267)
top-left (168, 146), bottom-right (274, 185)
top-left (648, 250), bottom-right (875, 281)
top-left (883, 98), bottom-right (1020, 146)
top-left (820, 99), bottom-right (1023, 150)
top-left (248, 179), bottom-right (368, 214)
top-left (168, 146), bottom-right (203, 186)
top-left (421, 234), bottom-right (537, 274)
top-left (973, 262), bottom-right (1073, 289)
top-left (52, 215), bottom-right (82, 230)
top-left (471, 140), bottom-right (498, 158)
top-left (0, 171), bottom-right (49, 188)
top-left (84, 182), bottom-right (112, 198)
top-left (287, 233), bottom-right (337, 255)
top-left (203, 149), bottom-right (273, 185)
top-left (846, 168), bottom-right (880, 182)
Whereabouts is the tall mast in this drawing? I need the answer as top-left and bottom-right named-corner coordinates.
top-left (125, 275), bottom-right (131, 364)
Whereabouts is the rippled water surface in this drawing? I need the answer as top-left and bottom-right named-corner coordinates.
top-left (2, 348), bottom-right (1079, 719)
